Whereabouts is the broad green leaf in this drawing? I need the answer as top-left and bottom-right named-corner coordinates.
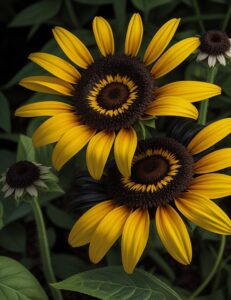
top-left (131, 0), bottom-right (172, 14)
top-left (17, 135), bottom-right (35, 161)
top-left (52, 266), bottom-right (183, 300)
top-left (46, 204), bottom-right (74, 229)
top-left (0, 133), bottom-right (19, 143)
top-left (2, 192), bottom-right (63, 225)
top-left (52, 254), bottom-right (91, 279)
top-left (0, 256), bottom-right (48, 300)
top-left (0, 92), bottom-right (11, 133)
top-left (45, 178), bottom-right (64, 194)
top-left (9, 0), bottom-right (62, 27)
top-left (74, 0), bottom-right (114, 4)
top-left (47, 227), bottom-right (57, 248)
top-left (0, 150), bottom-right (16, 173)
top-left (0, 202), bottom-right (4, 230)
top-left (0, 222), bottom-right (26, 253)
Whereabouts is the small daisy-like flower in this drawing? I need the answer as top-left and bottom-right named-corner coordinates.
top-left (16, 14), bottom-right (221, 179)
top-left (0, 160), bottom-right (51, 200)
top-left (197, 30), bottom-right (231, 67)
top-left (69, 118), bottom-right (231, 274)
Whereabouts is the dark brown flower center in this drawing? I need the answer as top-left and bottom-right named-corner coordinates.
top-left (107, 137), bottom-right (194, 209)
top-left (74, 54), bottom-right (154, 131)
top-left (97, 83), bottom-right (129, 109)
top-left (6, 161), bottom-right (40, 188)
top-left (200, 30), bottom-right (230, 55)
top-left (132, 156), bottom-right (169, 184)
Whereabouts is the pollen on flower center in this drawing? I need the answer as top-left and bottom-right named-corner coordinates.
top-left (74, 54), bottom-right (154, 131)
top-left (107, 138), bottom-right (194, 209)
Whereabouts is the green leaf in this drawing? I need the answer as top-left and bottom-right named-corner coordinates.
top-left (52, 254), bottom-right (91, 279)
top-left (74, 0), bottom-right (114, 4)
top-left (0, 202), bottom-right (4, 230)
top-left (52, 266), bottom-right (183, 300)
top-left (0, 222), bottom-right (26, 253)
top-left (45, 178), bottom-right (64, 194)
top-left (0, 256), bottom-right (48, 300)
top-left (46, 204), bottom-right (74, 229)
top-left (9, 0), bottom-right (62, 27)
top-left (0, 150), bottom-right (16, 173)
top-left (131, 0), bottom-right (172, 14)
top-left (17, 135), bottom-right (35, 161)
top-left (0, 92), bottom-right (11, 133)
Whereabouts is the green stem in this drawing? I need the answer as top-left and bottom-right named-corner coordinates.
top-left (64, 0), bottom-right (79, 28)
top-left (198, 67), bottom-right (217, 125)
top-left (30, 197), bottom-right (63, 300)
top-left (222, 4), bottom-right (231, 31)
top-left (188, 235), bottom-right (226, 300)
top-left (192, 0), bottom-right (205, 32)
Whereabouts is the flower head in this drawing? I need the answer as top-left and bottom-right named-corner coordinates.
top-left (197, 30), bottom-right (231, 67)
top-left (69, 118), bottom-right (231, 274)
top-left (15, 14), bottom-right (221, 179)
top-left (0, 160), bottom-right (52, 201)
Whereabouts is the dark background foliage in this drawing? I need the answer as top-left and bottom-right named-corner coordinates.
top-left (0, 0), bottom-right (231, 299)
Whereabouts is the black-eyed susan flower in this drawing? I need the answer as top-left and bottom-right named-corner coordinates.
top-left (0, 160), bottom-right (53, 200)
top-left (69, 118), bottom-right (231, 274)
top-left (197, 30), bottom-right (231, 67)
top-left (16, 14), bottom-right (221, 180)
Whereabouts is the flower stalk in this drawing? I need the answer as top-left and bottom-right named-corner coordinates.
top-left (189, 235), bottom-right (226, 300)
top-left (198, 66), bottom-right (218, 125)
top-left (30, 197), bottom-right (63, 300)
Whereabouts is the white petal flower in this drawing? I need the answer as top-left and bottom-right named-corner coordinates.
top-left (217, 54), bottom-right (226, 66)
top-left (0, 160), bottom-right (57, 201)
top-left (196, 52), bottom-right (208, 61)
top-left (208, 55), bottom-right (216, 67)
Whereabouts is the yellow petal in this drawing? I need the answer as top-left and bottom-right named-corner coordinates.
top-left (187, 118), bottom-right (231, 155)
top-left (93, 16), bottom-right (114, 56)
top-left (52, 26), bottom-right (94, 68)
top-left (86, 130), bottom-right (115, 180)
top-left (32, 113), bottom-right (78, 147)
top-left (145, 96), bottom-right (198, 119)
top-left (144, 18), bottom-right (180, 65)
top-left (125, 13), bottom-right (143, 57)
top-left (89, 205), bottom-right (130, 263)
top-left (122, 209), bottom-right (150, 274)
top-left (176, 192), bottom-right (231, 235)
top-left (155, 81), bottom-right (221, 103)
top-left (29, 52), bottom-right (81, 84)
top-left (156, 205), bottom-right (192, 265)
top-left (151, 37), bottom-right (201, 79)
top-left (114, 127), bottom-right (137, 177)
top-left (68, 200), bottom-right (114, 247)
top-left (52, 125), bottom-right (96, 170)
top-left (194, 148), bottom-right (231, 174)
top-left (19, 76), bottom-right (74, 96)
top-left (189, 173), bottom-right (231, 199)
top-left (15, 101), bottom-right (74, 117)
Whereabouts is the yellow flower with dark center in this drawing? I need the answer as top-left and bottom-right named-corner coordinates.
top-left (68, 118), bottom-right (231, 274)
top-left (15, 14), bottom-right (221, 179)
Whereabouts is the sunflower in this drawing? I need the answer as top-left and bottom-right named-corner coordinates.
top-left (68, 118), bottom-right (231, 274)
top-left (16, 14), bottom-right (221, 179)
